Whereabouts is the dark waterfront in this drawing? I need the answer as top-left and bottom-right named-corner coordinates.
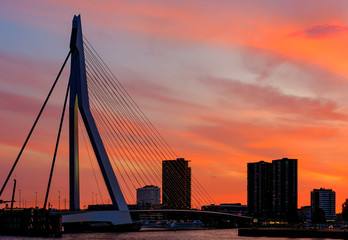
top-left (0, 229), bottom-right (333, 240)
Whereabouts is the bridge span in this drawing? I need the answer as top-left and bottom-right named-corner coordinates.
top-left (130, 209), bottom-right (252, 228)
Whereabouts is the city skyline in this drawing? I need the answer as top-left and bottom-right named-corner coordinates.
top-left (1, 1), bottom-right (348, 211)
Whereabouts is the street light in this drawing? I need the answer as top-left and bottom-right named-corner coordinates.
top-left (18, 190), bottom-right (21, 208)
top-left (58, 191), bottom-right (61, 210)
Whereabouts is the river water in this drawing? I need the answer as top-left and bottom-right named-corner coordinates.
top-left (0, 229), bottom-right (334, 240)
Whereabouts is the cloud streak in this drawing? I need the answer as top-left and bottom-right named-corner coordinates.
top-left (200, 77), bottom-right (347, 121)
top-left (291, 24), bottom-right (348, 38)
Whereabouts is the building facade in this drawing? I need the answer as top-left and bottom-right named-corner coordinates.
top-left (136, 185), bottom-right (161, 208)
top-left (202, 203), bottom-right (248, 216)
top-left (247, 161), bottom-right (273, 218)
top-left (247, 158), bottom-right (298, 222)
top-left (272, 158), bottom-right (298, 221)
top-left (311, 188), bottom-right (336, 220)
top-left (298, 206), bottom-right (311, 222)
top-left (162, 158), bottom-right (191, 209)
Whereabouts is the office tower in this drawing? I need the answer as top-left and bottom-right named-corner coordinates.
top-left (272, 158), bottom-right (298, 221)
top-left (247, 161), bottom-right (273, 218)
top-left (136, 185), bottom-right (161, 207)
top-left (311, 188), bottom-right (336, 220)
top-left (162, 158), bottom-right (191, 209)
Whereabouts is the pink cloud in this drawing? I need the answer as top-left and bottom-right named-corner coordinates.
top-left (0, 90), bottom-right (58, 117)
top-left (200, 77), bottom-right (347, 121)
top-left (119, 74), bottom-right (209, 112)
top-left (291, 24), bottom-right (348, 38)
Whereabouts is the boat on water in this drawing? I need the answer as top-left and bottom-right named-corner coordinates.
top-left (170, 220), bottom-right (205, 229)
top-left (140, 219), bottom-right (205, 230)
top-left (141, 220), bottom-right (171, 228)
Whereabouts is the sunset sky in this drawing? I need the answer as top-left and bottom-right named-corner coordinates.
top-left (1, 0), bottom-right (348, 212)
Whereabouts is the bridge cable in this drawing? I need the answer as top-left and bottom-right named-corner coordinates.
top-left (86, 107), bottom-right (137, 203)
top-left (85, 54), bottom-right (162, 185)
top-left (88, 79), bottom-right (185, 206)
top-left (0, 51), bottom-right (71, 197)
top-left (83, 42), bottom-right (174, 164)
top-left (87, 82), bottom-right (148, 188)
top-left (84, 43), bottom-right (192, 174)
top-left (85, 52), bottom-right (190, 208)
top-left (83, 37), bottom-right (177, 159)
top-left (84, 43), bottom-right (196, 208)
top-left (88, 115), bottom-right (136, 203)
top-left (83, 37), bottom-right (216, 209)
top-left (86, 88), bottom-right (138, 202)
top-left (88, 80), bottom-right (153, 185)
top-left (84, 44), bottom-right (204, 208)
top-left (84, 46), bottom-right (172, 178)
top-left (84, 51), bottom-right (183, 204)
top-left (78, 114), bottom-right (105, 204)
top-left (43, 71), bottom-right (71, 209)
top-left (85, 52), bottom-right (156, 185)
top-left (87, 72), bottom-right (182, 206)
top-left (88, 81), bottom-right (189, 206)
top-left (84, 48), bottom-right (167, 176)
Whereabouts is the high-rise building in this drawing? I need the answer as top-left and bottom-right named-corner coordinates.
top-left (136, 185), bottom-right (161, 208)
top-left (247, 158), bottom-right (298, 221)
top-left (311, 188), bottom-right (336, 220)
top-left (247, 161), bottom-right (273, 218)
top-left (272, 158), bottom-right (298, 221)
top-left (162, 158), bottom-right (191, 209)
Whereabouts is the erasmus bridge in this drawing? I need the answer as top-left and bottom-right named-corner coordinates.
top-left (0, 15), bottom-right (250, 229)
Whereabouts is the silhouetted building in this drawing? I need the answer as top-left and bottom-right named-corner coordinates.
top-left (298, 206), bottom-right (311, 222)
top-left (202, 203), bottom-right (248, 216)
top-left (311, 188), bottom-right (336, 220)
top-left (247, 158), bottom-right (298, 221)
top-left (137, 185), bottom-right (161, 208)
top-left (162, 158), bottom-right (191, 209)
top-left (272, 158), bottom-right (298, 222)
top-left (247, 161), bottom-right (273, 218)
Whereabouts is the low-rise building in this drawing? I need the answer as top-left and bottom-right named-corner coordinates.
top-left (137, 185), bottom-right (161, 208)
top-left (311, 188), bottom-right (336, 221)
top-left (298, 206), bottom-right (311, 221)
top-left (202, 203), bottom-right (248, 216)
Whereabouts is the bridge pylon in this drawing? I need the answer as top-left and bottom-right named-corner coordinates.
top-left (67, 15), bottom-right (131, 224)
